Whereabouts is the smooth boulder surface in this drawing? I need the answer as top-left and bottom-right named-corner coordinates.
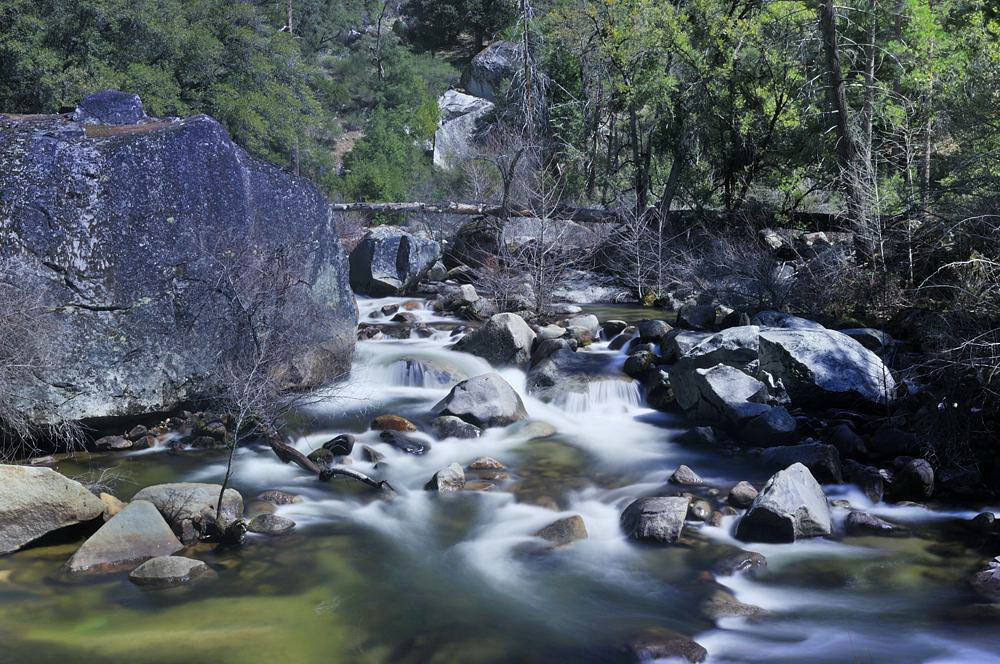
top-left (129, 555), bottom-right (213, 588)
top-left (735, 463), bottom-right (832, 543)
top-left (434, 97), bottom-right (495, 170)
top-left (670, 362), bottom-right (770, 424)
top-left (751, 311), bottom-right (825, 330)
top-left (620, 496), bottom-right (690, 544)
top-left (758, 330), bottom-right (896, 407)
top-left (533, 515), bottom-right (588, 548)
top-left (0, 465), bottom-right (104, 555)
top-left (349, 226), bottom-right (440, 296)
top-left (132, 483), bottom-right (243, 543)
top-left (460, 41), bottom-right (521, 101)
top-left (425, 463), bottom-right (466, 493)
top-left (0, 93), bottom-right (357, 423)
top-left (432, 373), bottom-right (528, 429)
top-left (453, 313), bottom-right (536, 367)
top-left (65, 500), bottom-right (182, 574)
top-left (680, 326), bottom-right (761, 370)
top-left (248, 514), bottom-right (296, 536)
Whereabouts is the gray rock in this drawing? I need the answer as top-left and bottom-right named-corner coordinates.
top-left (533, 515), bottom-right (588, 548)
top-left (677, 304), bottom-right (716, 330)
top-left (73, 90), bottom-right (147, 125)
top-left (713, 549), bottom-right (767, 576)
top-left (129, 555), bottom-right (213, 588)
top-left (460, 41), bottom-right (522, 101)
top-left (727, 481), bottom-right (758, 509)
top-left (760, 442), bottom-right (843, 484)
top-left (625, 627), bottom-right (708, 663)
top-left (248, 513), bottom-right (296, 535)
top-left (432, 372), bottom-right (528, 428)
top-left (530, 338), bottom-right (576, 366)
top-left (758, 330), bottom-right (896, 407)
top-left (433, 99), bottom-right (494, 170)
top-left (623, 351), bottom-right (654, 378)
top-left (0, 95), bottom-right (357, 424)
top-left (892, 458), bottom-right (934, 500)
top-left (620, 496), bottom-right (690, 543)
top-left (741, 406), bottom-right (798, 446)
top-left (839, 328), bottom-right (894, 352)
top-left (0, 465), bottom-right (105, 555)
top-left (661, 330), bottom-right (712, 362)
top-left (431, 415), bottom-right (482, 439)
top-left (602, 320), bottom-right (629, 337)
top-left (972, 558), bottom-right (1000, 602)
top-left (441, 284), bottom-right (480, 309)
top-left (425, 463), bottom-right (466, 493)
top-left (843, 460), bottom-right (885, 503)
top-left (93, 435), bottom-right (132, 451)
top-left (680, 325), bottom-right (761, 370)
top-left (536, 324), bottom-right (566, 341)
top-left (132, 483), bottom-right (243, 543)
top-left (824, 422), bottom-right (867, 459)
top-left (844, 511), bottom-right (895, 535)
top-left (735, 463), bottom-right (832, 543)
top-left (636, 319), bottom-right (673, 341)
top-left (437, 89), bottom-right (493, 122)
top-left (379, 430), bottom-right (431, 455)
top-left (668, 465), bottom-right (704, 486)
top-left (564, 314), bottom-right (600, 335)
top-left (349, 226), bottom-right (440, 296)
top-left (670, 362), bottom-right (770, 424)
top-left (751, 311), bottom-right (825, 330)
top-left (453, 313), bottom-right (536, 367)
top-left (65, 500), bottom-right (182, 574)
top-left (701, 587), bottom-right (769, 620)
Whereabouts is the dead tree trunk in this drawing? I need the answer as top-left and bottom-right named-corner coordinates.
top-left (329, 201), bottom-right (621, 224)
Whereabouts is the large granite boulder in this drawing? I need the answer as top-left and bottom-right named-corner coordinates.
top-left (132, 483), bottom-right (243, 543)
top-left (735, 463), bottom-right (832, 543)
top-left (0, 92), bottom-right (357, 424)
top-left (349, 226), bottom-right (441, 296)
top-left (0, 465), bottom-right (104, 554)
top-left (433, 91), bottom-right (494, 171)
top-left (432, 372), bottom-right (528, 429)
top-left (670, 362), bottom-right (770, 424)
top-left (758, 329), bottom-right (896, 407)
top-left (620, 496), bottom-right (690, 544)
top-left (65, 499), bottom-right (182, 574)
top-left (460, 41), bottom-right (522, 101)
top-left (680, 325), bottom-right (761, 370)
top-left (453, 313), bottom-right (536, 367)
top-left (750, 311), bottom-right (825, 330)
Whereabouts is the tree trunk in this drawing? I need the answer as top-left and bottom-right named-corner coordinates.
top-left (818, 0), bottom-right (855, 174)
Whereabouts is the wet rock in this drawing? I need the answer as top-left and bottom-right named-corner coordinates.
top-left (307, 448), bottom-right (336, 467)
top-left (677, 303), bottom-right (716, 331)
top-left (508, 419), bottom-right (558, 440)
top-left (255, 492), bottom-right (302, 509)
top-left (321, 434), bottom-right (356, 456)
top-left (530, 337), bottom-right (576, 366)
top-left (741, 406), bottom-right (798, 446)
top-left (701, 586), bottom-right (768, 619)
top-left (126, 425), bottom-right (149, 440)
top-left (713, 549), bottom-right (767, 576)
top-left (843, 460), bottom-right (885, 503)
top-left (453, 312), bottom-right (536, 368)
top-left (370, 415), bottom-right (418, 432)
top-left (602, 320), bottom-right (629, 338)
top-left (759, 442), bottom-right (843, 484)
top-left (431, 415), bottom-right (482, 440)
top-left (131, 434), bottom-right (156, 450)
top-left (527, 348), bottom-right (619, 403)
top-left (533, 515), bottom-right (588, 548)
top-left (391, 311), bottom-right (418, 324)
top-left (844, 510), bottom-right (895, 536)
top-left (624, 351), bottom-right (654, 379)
top-left (680, 325), bottom-right (760, 370)
top-left (625, 627), bottom-right (707, 663)
top-left (468, 456), bottom-right (506, 470)
top-left (891, 458), bottom-right (934, 500)
top-left (757, 329), bottom-right (896, 408)
top-left (735, 463), bottom-right (832, 543)
top-left (970, 512), bottom-right (996, 532)
top-left (129, 555), bottom-right (213, 588)
top-left (669, 465), bottom-right (704, 486)
top-left (425, 463), bottom-right (466, 493)
top-left (244, 500), bottom-right (277, 519)
top-left (132, 483), bottom-right (243, 544)
top-left (248, 514), bottom-right (296, 536)
top-left (380, 303), bottom-right (400, 316)
top-left (379, 430), bottom-right (431, 455)
top-left (0, 465), bottom-right (105, 555)
top-left (432, 372), bottom-right (528, 428)
top-left (361, 445), bottom-right (385, 464)
top-left (727, 481), bottom-right (758, 509)
top-left (349, 226), bottom-right (440, 296)
top-left (99, 493), bottom-right (127, 521)
top-left (751, 311), bottom-right (825, 330)
top-left (671, 362), bottom-right (770, 424)
top-left (972, 557), bottom-right (1000, 602)
top-left (93, 435), bottom-right (131, 451)
top-left (636, 319), bottom-right (673, 341)
top-left (536, 324), bottom-right (566, 340)
top-left (621, 496), bottom-right (690, 544)
top-left (65, 500), bottom-right (182, 574)
top-left (687, 498), bottom-right (712, 521)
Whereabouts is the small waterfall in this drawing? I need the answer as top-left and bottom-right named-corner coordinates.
top-left (558, 379), bottom-right (643, 414)
top-left (389, 359), bottom-right (456, 387)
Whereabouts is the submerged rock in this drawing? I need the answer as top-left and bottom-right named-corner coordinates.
top-left (0, 93), bottom-right (357, 424)
top-left (844, 511), bottom-right (895, 536)
top-left (0, 465), bottom-right (104, 555)
top-left (533, 515), bottom-right (588, 548)
top-left (248, 514), bottom-right (296, 536)
top-left (625, 627), bottom-right (708, 663)
top-left (432, 373), bottom-right (528, 429)
top-left (735, 463), bottom-right (832, 543)
top-left (128, 555), bottom-right (214, 588)
top-left (972, 557), bottom-right (1000, 602)
top-left (65, 500), bottom-right (182, 574)
top-left (621, 496), bottom-right (690, 544)
top-left (713, 549), bottom-right (768, 576)
top-left (453, 313), bottom-right (536, 368)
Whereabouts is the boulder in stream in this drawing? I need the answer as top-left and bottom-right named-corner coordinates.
top-left (759, 442), bottom-right (843, 484)
top-left (431, 415), bottom-right (482, 439)
top-left (533, 515), bottom-right (588, 548)
top-left (65, 500), bottom-right (182, 574)
top-left (972, 557), bottom-right (1000, 603)
top-left (132, 483), bottom-right (244, 544)
top-left (844, 511), bottom-right (896, 536)
top-left (620, 496), bottom-right (690, 544)
top-left (670, 362), bottom-right (770, 425)
top-left (248, 513), bottom-right (296, 536)
top-left (349, 226), bottom-right (440, 296)
top-left (453, 313), bottom-right (536, 367)
top-left (0, 465), bottom-right (105, 555)
top-left (425, 463), bottom-right (466, 493)
top-left (735, 463), bottom-right (832, 543)
top-left (625, 626), bottom-right (708, 663)
top-left (432, 373), bottom-right (528, 429)
top-left (128, 555), bottom-right (214, 588)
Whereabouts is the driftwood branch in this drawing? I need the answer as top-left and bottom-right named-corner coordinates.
top-left (268, 437), bottom-right (394, 493)
top-left (329, 201), bottom-right (619, 224)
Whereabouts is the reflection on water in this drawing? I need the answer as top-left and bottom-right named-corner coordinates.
top-left (2, 296), bottom-right (999, 663)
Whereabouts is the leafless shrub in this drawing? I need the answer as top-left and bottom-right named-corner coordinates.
top-left (0, 258), bottom-right (82, 461)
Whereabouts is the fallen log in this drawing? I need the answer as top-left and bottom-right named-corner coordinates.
top-left (268, 437), bottom-right (394, 494)
top-left (329, 201), bottom-right (619, 225)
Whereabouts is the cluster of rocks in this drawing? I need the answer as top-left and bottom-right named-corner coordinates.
top-left (0, 464), bottom-right (300, 586)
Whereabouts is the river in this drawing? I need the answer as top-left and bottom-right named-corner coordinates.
top-left (1, 296), bottom-right (998, 663)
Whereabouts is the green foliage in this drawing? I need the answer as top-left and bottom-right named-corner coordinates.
top-left (404, 0), bottom-right (516, 51)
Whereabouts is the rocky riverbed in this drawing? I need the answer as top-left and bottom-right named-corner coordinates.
top-left (2, 294), bottom-right (999, 663)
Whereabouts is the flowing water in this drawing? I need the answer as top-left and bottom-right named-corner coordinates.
top-left (1, 296), bottom-right (999, 663)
